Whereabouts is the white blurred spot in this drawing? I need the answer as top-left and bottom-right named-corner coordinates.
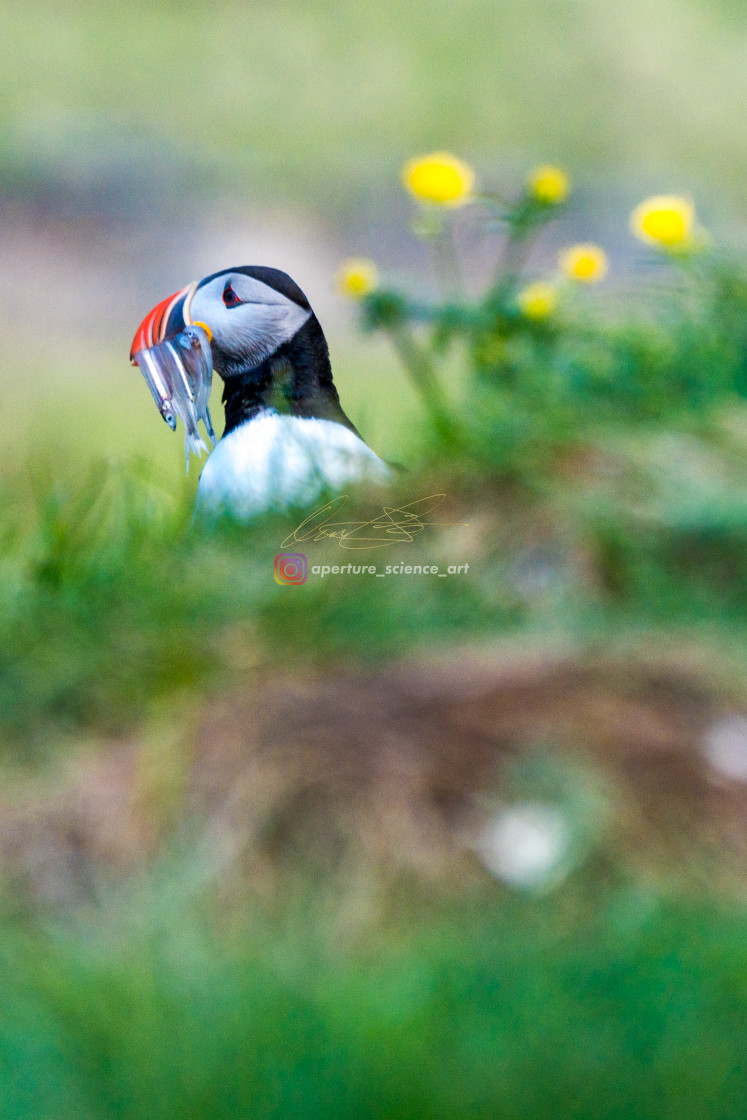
top-left (703, 715), bottom-right (747, 783)
top-left (475, 803), bottom-right (570, 889)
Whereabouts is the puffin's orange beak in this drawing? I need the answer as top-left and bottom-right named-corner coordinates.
top-left (129, 281), bottom-right (197, 364)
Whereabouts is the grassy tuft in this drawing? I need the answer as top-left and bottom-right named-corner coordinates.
top-left (1, 886), bottom-right (745, 1120)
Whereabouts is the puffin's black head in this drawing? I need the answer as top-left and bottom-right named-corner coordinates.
top-left (189, 266), bottom-right (316, 380)
top-left (131, 266), bottom-right (356, 435)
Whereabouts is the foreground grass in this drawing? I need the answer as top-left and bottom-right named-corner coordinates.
top-left (1, 883), bottom-right (745, 1120)
top-left (2, 393), bottom-right (747, 760)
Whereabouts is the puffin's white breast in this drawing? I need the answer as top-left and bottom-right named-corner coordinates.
top-left (195, 410), bottom-right (391, 519)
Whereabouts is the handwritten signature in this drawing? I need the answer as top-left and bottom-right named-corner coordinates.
top-left (280, 494), bottom-right (461, 551)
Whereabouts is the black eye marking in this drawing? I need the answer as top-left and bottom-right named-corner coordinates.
top-left (222, 280), bottom-right (242, 307)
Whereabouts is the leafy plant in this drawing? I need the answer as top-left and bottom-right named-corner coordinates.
top-left (341, 158), bottom-right (747, 482)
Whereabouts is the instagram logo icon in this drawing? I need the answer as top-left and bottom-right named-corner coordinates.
top-left (274, 553), bottom-right (308, 585)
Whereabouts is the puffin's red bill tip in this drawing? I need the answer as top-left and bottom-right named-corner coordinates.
top-left (130, 285), bottom-right (193, 362)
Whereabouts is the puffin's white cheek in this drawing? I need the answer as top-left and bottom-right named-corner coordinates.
top-left (187, 281), bottom-right (312, 368)
top-left (229, 305), bottom-right (288, 350)
top-left (249, 304), bottom-right (292, 338)
top-left (222, 303), bottom-right (310, 355)
top-left (246, 303), bottom-right (310, 340)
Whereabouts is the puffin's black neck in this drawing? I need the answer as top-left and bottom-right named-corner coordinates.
top-left (221, 315), bottom-right (359, 437)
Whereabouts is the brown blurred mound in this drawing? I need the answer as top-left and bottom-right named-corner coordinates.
top-left (2, 643), bottom-right (746, 909)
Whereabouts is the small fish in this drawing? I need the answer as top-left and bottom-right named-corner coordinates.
top-left (132, 325), bottom-right (216, 472)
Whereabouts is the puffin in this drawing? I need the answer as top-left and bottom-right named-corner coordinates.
top-left (130, 266), bottom-right (390, 518)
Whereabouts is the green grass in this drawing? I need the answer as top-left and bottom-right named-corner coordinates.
top-left (1, 401), bottom-right (747, 761)
top-left (1, 884), bottom-right (745, 1120)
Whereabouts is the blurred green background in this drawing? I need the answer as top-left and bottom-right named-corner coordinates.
top-left (1, 3), bottom-right (747, 1118)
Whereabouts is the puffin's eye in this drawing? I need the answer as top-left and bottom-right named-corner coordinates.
top-left (222, 282), bottom-right (241, 307)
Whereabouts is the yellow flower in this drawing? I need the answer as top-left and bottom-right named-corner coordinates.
top-left (517, 282), bottom-right (557, 320)
top-left (528, 165), bottom-right (569, 205)
top-left (336, 258), bottom-right (379, 299)
top-left (630, 195), bottom-right (695, 248)
top-left (401, 152), bottom-right (475, 206)
top-left (559, 243), bottom-right (608, 283)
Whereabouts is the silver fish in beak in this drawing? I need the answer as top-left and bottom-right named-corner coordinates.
top-left (130, 282), bottom-right (217, 471)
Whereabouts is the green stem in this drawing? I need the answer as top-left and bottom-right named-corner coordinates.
top-left (430, 224), bottom-right (460, 301)
top-left (490, 217), bottom-right (545, 296)
top-left (387, 323), bottom-right (455, 439)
